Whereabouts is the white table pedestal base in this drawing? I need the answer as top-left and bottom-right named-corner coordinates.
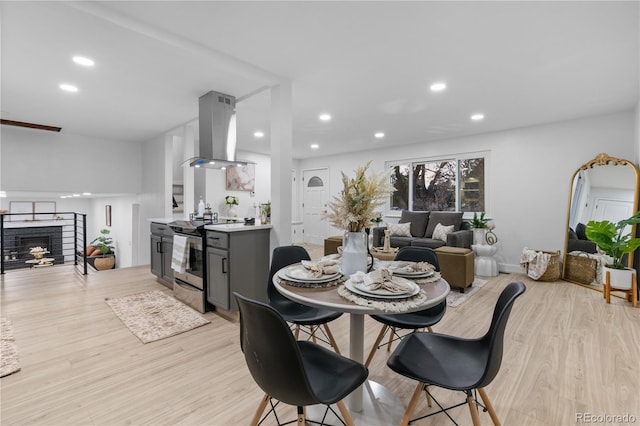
top-left (306, 380), bottom-right (405, 425)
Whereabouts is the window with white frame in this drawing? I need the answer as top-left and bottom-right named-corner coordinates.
top-left (388, 155), bottom-right (486, 213)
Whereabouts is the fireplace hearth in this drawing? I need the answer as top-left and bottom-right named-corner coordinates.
top-left (3, 226), bottom-right (64, 270)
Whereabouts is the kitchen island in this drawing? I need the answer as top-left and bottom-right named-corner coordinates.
top-left (149, 220), bottom-right (271, 313)
top-left (205, 223), bottom-right (271, 312)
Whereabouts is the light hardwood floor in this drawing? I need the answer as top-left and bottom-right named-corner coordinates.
top-left (1, 248), bottom-right (639, 426)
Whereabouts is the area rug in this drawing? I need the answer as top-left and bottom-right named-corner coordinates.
top-left (105, 290), bottom-right (210, 344)
top-left (446, 278), bottom-right (488, 308)
top-left (1, 317), bottom-right (21, 377)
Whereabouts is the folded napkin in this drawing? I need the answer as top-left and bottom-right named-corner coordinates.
top-left (300, 259), bottom-right (340, 277)
top-left (391, 261), bottom-right (435, 273)
top-left (352, 268), bottom-right (414, 294)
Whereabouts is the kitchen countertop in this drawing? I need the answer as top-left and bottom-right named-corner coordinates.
top-left (205, 223), bottom-right (272, 232)
top-left (148, 218), bottom-right (173, 224)
top-left (149, 218), bottom-right (271, 232)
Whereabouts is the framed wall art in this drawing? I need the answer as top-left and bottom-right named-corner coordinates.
top-left (226, 164), bottom-right (255, 192)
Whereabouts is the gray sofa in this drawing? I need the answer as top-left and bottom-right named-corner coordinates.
top-left (371, 210), bottom-right (473, 249)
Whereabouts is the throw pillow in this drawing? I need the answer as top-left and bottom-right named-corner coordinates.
top-left (432, 223), bottom-right (454, 242)
top-left (387, 222), bottom-right (412, 237)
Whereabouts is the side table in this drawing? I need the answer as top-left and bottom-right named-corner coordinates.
top-left (471, 244), bottom-right (498, 276)
top-left (25, 258), bottom-right (55, 268)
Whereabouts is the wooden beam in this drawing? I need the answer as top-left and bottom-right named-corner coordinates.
top-left (0, 119), bottom-right (61, 132)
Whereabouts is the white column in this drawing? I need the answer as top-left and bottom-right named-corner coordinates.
top-left (183, 124), bottom-right (196, 218)
top-left (270, 82), bottom-right (293, 249)
top-left (164, 134), bottom-right (173, 219)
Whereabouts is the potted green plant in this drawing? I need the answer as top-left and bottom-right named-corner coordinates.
top-left (470, 212), bottom-right (490, 245)
top-left (88, 228), bottom-right (115, 270)
top-left (585, 211), bottom-right (640, 289)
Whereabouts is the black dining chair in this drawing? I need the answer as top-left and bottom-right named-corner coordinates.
top-left (234, 292), bottom-right (368, 426)
top-left (387, 281), bottom-right (526, 426)
top-left (364, 246), bottom-right (446, 367)
top-left (268, 245), bottom-right (343, 353)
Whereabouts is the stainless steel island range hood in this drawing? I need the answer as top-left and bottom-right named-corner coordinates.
top-left (189, 90), bottom-right (253, 169)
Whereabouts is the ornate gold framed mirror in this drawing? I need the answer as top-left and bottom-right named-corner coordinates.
top-left (562, 153), bottom-right (640, 291)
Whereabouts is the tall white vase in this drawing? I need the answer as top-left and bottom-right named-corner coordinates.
top-left (341, 231), bottom-right (368, 276)
top-left (473, 228), bottom-right (488, 245)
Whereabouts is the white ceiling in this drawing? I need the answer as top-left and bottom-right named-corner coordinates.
top-left (1, 1), bottom-right (638, 160)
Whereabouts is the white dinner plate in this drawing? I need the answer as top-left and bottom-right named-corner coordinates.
top-left (392, 269), bottom-right (435, 278)
top-left (281, 264), bottom-right (341, 282)
top-left (345, 279), bottom-right (420, 299)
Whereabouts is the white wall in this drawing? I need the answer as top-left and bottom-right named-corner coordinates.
top-left (202, 150), bottom-right (272, 220)
top-left (636, 101), bottom-right (640, 164)
top-left (138, 134), bottom-right (168, 267)
top-left (298, 111), bottom-right (637, 272)
top-left (0, 126), bottom-right (142, 194)
top-left (89, 195), bottom-right (140, 268)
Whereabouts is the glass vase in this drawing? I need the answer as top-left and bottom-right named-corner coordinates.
top-left (341, 231), bottom-right (368, 276)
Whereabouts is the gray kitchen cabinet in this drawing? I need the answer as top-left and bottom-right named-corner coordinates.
top-left (206, 227), bottom-right (270, 312)
top-left (150, 222), bottom-right (174, 288)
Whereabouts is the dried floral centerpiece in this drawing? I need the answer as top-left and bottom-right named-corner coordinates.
top-left (324, 161), bottom-right (395, 232)
top-left (324, 161), bottom-right (394, 275)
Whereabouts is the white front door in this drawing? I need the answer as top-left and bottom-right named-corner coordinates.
top-left (303, 168), bottom-right (329, 245)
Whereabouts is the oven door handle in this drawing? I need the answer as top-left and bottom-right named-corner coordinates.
top-left (157, 241), bottom-right (162, 253)
top-left (222, 257), bottom-right (227, 274)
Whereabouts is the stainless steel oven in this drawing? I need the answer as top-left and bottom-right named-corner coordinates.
top-left (173, 235), bottom-right (204, 290)
top-left (169, 221), bottom-right (208, 313)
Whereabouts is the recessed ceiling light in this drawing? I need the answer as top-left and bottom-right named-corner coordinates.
top-left (430, 82), bottom-right (447, 92)
top-left (59, 83), bottom-right (78, 92)
top-left (72, 56), bottom-right (94, 67)
top-left (82, 192), bottom-right (91, 196)
top-left (254, 131), bottom-right (265, 138)
top-left (319, 113), bottom-right (331, 122)
top-left (72, 194), bottom-right (80, 197)
top-left (209, 161), bottom-right (215, 165)
top-left (221, 166), bottom-right (226, 170)
top-left (471, 113), bottom-right (485, 121)
top-left (194, 164), bottom-right (201, 168)
top-left (310, 143), bottom-right (319, 149)
top-left (374, 132), bottom-right (385, 139)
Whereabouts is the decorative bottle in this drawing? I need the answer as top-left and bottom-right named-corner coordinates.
top-left (198, 198), bottom-right (205, 217)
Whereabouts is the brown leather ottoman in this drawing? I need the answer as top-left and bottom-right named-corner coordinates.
top-left (324, 235), bottom-right (343, 255)
top-left (435, 246), bottom-right (475, 292)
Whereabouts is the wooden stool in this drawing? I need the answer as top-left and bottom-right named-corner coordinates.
top-left (604, 270), bottom-right (638, 308)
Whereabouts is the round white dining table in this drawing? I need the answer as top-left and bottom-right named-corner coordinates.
top-left (273, 270), bottom-right (450, 425)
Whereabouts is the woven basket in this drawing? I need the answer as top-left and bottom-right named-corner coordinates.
top-left (527, 250), bottom-right (561, 281)
top-left (565, 253), bottom-right (597, 284)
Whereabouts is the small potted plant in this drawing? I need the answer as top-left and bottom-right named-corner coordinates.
top-left (88, 228), bottom-right (115, 270)
top-left (585, 211), bottom-right (640, 289)
top-left (224, 195), bottom-right (239, 217)
top-left (470, 212), bottom-right (490, 245)
top-left (259, 202), bottom-right (271, 225)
